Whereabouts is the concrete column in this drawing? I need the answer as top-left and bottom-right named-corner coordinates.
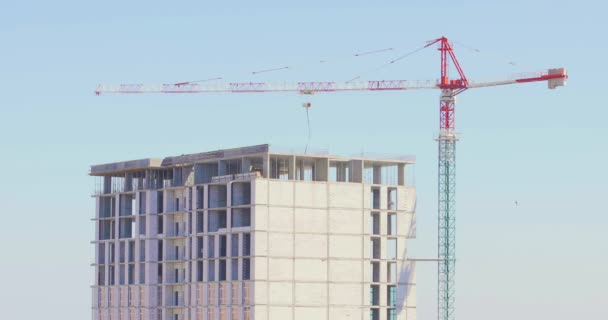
top-left (95, 196), bottom-right (101, 287)
top-left (373, 164), bottom-right (382, 185)
top-left (237, 234), bottom-right (243, 280)
top-left (145, 190), bottom-right (159, 310)
top-left (242, 157), bottom-right (251, 174)
top-left (227, 182), bottom-right (232, 230)
top-left (125, 240), bottom-right (131, 284)
top-left (104, 176), bottom-right (111, 194)
top-left (203, 185), bottom-right (209, 232)
top-left (316, 158), bottom-right (330, 181)
top-left (134, 192), bottom-right (141, 287)
top-left (351, 160), bottom-right (363, 183)
top-left (114, 193), bottom-right (120, 287)
top-left (220, 160), bottom-right (227, 176)
top-left (105, 243), bottom-right (111, 287)
top-left (125, 173), bottom-right (133, 192)
top-left (380, 187), bottom-right (388, 211)
top-left (263, 154), bottom-right (270, 179)
top-left (291, 155), bottom-right (296, 180)
top-left (186, 186), bottom-right (192, 211)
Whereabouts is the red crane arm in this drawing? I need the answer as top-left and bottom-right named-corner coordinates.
top-left (468, 68), bottom-right (567, 89)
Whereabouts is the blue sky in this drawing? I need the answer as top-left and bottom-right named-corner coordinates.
top-left (0, 1), bottom-right (606, 319)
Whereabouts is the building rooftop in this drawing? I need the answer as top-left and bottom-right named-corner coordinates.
top-left (90, 144), bottom-right (415, 176)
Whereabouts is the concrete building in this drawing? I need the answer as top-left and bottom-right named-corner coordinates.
top-left (90, 144), bottom-right (417, 320)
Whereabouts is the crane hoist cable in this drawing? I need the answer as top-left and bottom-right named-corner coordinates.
top-left (249, 47), bottom-right (397, 77)
top-left (302, 102), bottom-right (312, 154)
top-left (347, 42), bottom-right (430, 82)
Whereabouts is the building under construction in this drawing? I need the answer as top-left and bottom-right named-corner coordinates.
top-left (90, 144), bottom-right (417, 320)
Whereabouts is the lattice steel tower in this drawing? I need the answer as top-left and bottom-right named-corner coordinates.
top-left (437, 89), bottom-right (458, 320)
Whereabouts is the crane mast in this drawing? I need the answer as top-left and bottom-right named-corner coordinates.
top-left (438, 88), bottom-right (457, 320)
top-left (95, 37), bottom-right (567, 320)
top-left (432, 36), bottom-right (468, 320)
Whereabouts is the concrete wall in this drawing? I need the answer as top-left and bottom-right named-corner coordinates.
top-left (251, 179), bottom-right (416, 320)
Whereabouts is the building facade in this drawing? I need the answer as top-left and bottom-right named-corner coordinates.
top-left (91, 144), bottom-right (417, 320)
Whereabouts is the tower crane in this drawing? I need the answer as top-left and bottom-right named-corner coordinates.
top-left (96, 36), bottom-right (567, 320)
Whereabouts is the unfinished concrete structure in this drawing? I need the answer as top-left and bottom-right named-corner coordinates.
top-left (91, 144), bottom-right (417, 320)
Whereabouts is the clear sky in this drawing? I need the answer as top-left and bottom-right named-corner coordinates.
top-left (1, 1), bottom-right (606, 319)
